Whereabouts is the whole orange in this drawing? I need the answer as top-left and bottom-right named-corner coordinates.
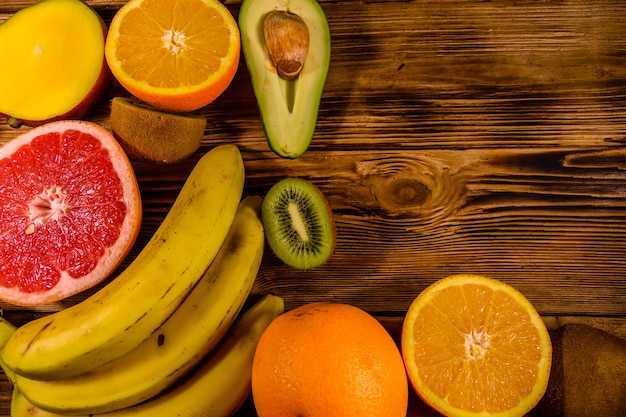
top-left (251, 302), bottom-right (408, 417)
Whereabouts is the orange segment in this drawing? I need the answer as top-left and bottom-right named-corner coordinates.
top-left (105, 0), bottom-right (240, 112)
top-left (401, 274), bottom-right (552, 417)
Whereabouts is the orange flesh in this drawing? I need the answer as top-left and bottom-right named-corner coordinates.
top-left (110, 0), bottom-right (233, 90)
top-left (402, 275), bottom-right (551, 416)
top-left (0, 0), bottom-right (105, 120)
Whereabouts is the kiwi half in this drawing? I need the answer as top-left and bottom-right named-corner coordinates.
top-left (261, 177), bottom-right (335, 269)
top-left (110, 97), bottom-right (206, 164)
top-left (529, 323), bottom-right (626, 417)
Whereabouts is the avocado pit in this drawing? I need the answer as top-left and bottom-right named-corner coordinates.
top-left (263, 10), bottom-right (310, 80)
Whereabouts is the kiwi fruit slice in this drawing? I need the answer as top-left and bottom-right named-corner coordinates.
top-left (110, 97), bottom-right (206, 164)
top-left (261, 177), bottom-right (335, 269)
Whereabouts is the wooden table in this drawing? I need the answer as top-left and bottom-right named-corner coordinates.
top-left (1, 1), bottom-right (625, 415)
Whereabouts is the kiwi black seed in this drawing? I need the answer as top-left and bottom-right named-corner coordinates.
top-left (261, 177), bottom-right (335, 270)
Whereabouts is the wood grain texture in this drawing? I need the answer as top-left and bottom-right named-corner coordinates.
top-left (1, 0), bottom-right (625, 415)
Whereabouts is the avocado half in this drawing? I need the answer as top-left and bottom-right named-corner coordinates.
top-left (239, 0), bottom-right (331, 159)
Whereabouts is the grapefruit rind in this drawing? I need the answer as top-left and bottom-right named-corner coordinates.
top-left (401, 274), bottom-right (552, 417)
top-left (0, 120), bottom-right (141, 306)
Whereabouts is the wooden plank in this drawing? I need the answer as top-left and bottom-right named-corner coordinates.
top-left (0, 0), bottom-right (625, 415)
top-left (1, 0), bottom-right (625, 317)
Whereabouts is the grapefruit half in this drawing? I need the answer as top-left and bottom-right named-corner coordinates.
top-left (0, 120), bottom-right (142, 306)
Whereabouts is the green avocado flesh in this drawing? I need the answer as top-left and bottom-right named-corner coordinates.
top-left (239, 0), bottom-right (331, 159)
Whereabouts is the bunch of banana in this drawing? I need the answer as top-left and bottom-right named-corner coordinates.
top-left (5, 294), bottom-right (285, 417)
top-left (1, 144), bottom-right (245, 380)
top-left (0, 144), bottom-right (286, 416)
top-left (15, 194), bottom-right (266, 414)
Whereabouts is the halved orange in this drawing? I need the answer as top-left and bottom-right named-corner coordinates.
top-left (105, 0), bottom-right (240, 112)
top-left (401, 274), bottom-right (552, 417)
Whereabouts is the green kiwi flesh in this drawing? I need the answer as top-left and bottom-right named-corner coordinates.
top-left (262, 177), bottom-right (335, 269)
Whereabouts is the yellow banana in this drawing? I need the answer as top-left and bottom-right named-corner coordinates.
top-left (0, 316), bottom-right (17, 385)
top-left (12, 388), bottom-right (68, 417)
top-left (1, 144), bottom-right (245, 380)
top-left (9, 295), bottom-right (284, 417)
top-left (3, 322), bottom-right (63, 417)
top-left (16, 195), bottom-right (265, 414)
top-left (98, 294), bottom-right (284, 417)
top-left (0, 317), bottom-right (15, 346)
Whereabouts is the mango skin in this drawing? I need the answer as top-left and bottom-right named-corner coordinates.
top-left (0, 0), bottom-right (112, 128)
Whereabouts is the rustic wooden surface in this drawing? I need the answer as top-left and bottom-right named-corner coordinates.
top-left (1, 0), bottom-right (626, 416)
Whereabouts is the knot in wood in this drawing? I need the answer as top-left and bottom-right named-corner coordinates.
top-left (385, 178), bottom-right (431, 208)
top-left (356, 155), bottom-right (467, 220)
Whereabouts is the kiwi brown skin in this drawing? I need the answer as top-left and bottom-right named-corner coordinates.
top-left (261, 177), bottom-right (336, 270)
top-left (110, 97), bottom-right (206, 164)
top-left (529, 323), bottom-right (626, 417)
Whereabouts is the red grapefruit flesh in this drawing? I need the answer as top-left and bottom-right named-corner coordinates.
top-left (0, 120), bottom-right (142, 306)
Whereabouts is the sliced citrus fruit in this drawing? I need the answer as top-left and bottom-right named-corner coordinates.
top-left (401, 274), bottom-right (552, 417)
top-left (0, 120), bottom-right (142, 306)
top-left (104, 0), bottom-right (241, 113)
